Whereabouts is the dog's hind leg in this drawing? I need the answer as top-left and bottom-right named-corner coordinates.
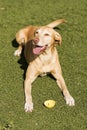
top-left (14, 45), bottom-right (23, 56)
top-left (14, 36), bottom-right (25, 56)
top-left (14, 30), bottom-right (26, 56)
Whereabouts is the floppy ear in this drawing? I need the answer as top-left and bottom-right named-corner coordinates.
top-left (54, 32), bottom-right (62, 45)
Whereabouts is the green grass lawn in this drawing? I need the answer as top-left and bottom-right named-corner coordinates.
top-left (0, 0), bottom-right (87, 129)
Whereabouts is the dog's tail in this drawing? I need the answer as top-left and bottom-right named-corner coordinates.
top-left (46, 19), bottom-right (67, 28)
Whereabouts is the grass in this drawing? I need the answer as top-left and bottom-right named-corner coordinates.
top-left (0, 0), bottom-right (87, 129)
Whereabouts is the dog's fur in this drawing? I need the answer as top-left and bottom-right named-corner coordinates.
top-left (14, 19), bottom-right (75, 112)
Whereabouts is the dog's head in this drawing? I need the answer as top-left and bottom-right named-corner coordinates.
top-left (33, 26), bottom-right (62, 55)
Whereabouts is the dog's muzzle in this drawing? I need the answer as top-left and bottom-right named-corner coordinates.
top-left (33, 38), bottom-right (48, 55)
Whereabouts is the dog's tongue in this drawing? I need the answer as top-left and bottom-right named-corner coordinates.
top-left (33, 46), bottom-right (46, 55)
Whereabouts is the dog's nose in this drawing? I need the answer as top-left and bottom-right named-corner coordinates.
top-left (33, 38), bottom-right (39, 44)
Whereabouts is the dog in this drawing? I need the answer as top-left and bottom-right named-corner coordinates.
top-left (14, 19), bottom-right (75, 112)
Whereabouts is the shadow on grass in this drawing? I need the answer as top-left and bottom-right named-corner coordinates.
top-left (12, 38), bottom-right (19, 48)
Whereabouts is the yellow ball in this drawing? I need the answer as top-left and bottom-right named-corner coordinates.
top-left (44, 100), bottom-right (56, 108)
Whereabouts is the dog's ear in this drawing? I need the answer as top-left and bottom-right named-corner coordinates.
top-left (54, 32), bottom-right (62, 45)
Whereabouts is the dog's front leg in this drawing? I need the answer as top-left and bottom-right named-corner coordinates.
top-left (24, 79), bottom-right (33, 112)
top-left (51, 70), bottom-right (75, 106)
top-left (24, 65), bottom-right (39, 112)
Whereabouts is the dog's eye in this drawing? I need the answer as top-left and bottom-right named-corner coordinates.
top-left (44, 33), bottom-right (49, 36)
top-left (35, 31), bottom-right (38, 35)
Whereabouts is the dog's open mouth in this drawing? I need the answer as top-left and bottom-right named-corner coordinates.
top-left (33, 45), bottom-right (48, 55)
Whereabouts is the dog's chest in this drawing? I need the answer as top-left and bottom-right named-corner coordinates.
top-left (38, 53), bottom-right (56, 73)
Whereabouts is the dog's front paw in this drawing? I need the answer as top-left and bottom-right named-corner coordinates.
top-left (24, 102), bottom-right (33, 112)
top-left (64, 95), bottom-right (75, 106)
top-left (14, 49), bottom-right (21, 56)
